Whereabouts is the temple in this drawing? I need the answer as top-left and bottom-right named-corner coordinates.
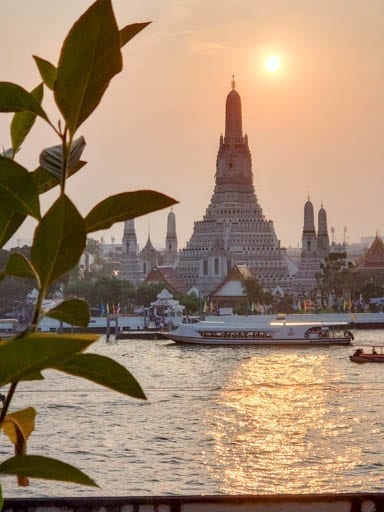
top-left (354, 234), bottom-right (384, 278)
top-left (106, 81), bottom-right (346, 301)
top-left (176, 79), bottom-right (293, 295)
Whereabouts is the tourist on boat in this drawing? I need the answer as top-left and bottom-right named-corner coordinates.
top-left (353, 348), bottom-right (363, 356)
top-left (372, 347), bottom-right (377, 354)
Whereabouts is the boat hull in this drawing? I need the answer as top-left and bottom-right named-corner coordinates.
top-left (168, 334), bottom-right (351, 346)
top-left (350, 354), bottom-right (384, 363)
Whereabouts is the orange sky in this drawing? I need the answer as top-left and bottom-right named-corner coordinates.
top-left (1, 0), bottom-right (383, 251)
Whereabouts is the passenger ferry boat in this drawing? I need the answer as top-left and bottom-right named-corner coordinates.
top-left (167, 318), bottom-right (354, 346)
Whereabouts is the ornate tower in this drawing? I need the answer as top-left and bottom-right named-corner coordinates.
top-left (177, 78), bottom-right (291, 295)
top-left (122, 219), bottom-right (138, 254)
top-left (140, 234), bottom-right (161, 277)
top-left (294, 197), bottom-right (322, 296)
top-left (119, 218), bottom-right (144, 285)
top-left (302, 197), bottom-right (317, 253)
top-left (317, 203), bottom-right (330, 255)
top-left (163, 209), bottom-right (178, 265)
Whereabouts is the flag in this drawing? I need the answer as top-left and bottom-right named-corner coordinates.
top-left (112, 302), bottom-right (116, 314)
top-left (106, 303), bottom-right (110, 315)
top-left (297, 300), bottom-right (302, 311)
top-left (203, 300), bottom-right (207, 313)
top-left (116, 302), bottom-right (121, 314)
top-left (251, 302), bottom-right (255, 313)
top-left (210, 301), bottom-right (214, 313)
top-left (100, 302), bottom-right (105, 315)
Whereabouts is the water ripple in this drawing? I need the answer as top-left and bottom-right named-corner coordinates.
top-left (2, 331), bottom-right (384, 497)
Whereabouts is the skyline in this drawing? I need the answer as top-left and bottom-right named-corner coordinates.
top-left (1, 1), bottom-right (383, 251)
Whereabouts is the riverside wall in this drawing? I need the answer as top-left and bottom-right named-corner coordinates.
top-left (3, 494), bottom-right (384, 512)
top-left (34, 312), bottom-right (384, 335)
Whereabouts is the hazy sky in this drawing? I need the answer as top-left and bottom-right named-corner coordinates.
top-left (1, 0), bottom-right (383, 251)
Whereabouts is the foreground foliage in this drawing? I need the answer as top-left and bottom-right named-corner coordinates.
top-left (0, 0), bottom-right (176, 501)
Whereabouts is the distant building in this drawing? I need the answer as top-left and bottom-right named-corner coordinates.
top-left (118, 219), bottom-right (144, 285)
top-left (140, 234), bottom-right (162, 277)
top-left (163, 209), bottom-right (178, 265)
top-left (294, 198), bottom-right (324, 295)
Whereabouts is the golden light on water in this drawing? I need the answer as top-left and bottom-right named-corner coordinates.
top-left (205, 351), bottom-right (363, 494)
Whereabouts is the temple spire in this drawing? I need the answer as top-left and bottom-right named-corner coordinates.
top-left (225, 76), bottom-right (243, 141)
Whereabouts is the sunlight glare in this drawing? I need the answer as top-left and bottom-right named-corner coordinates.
top-left (264, 55), bottom-right (281, 73)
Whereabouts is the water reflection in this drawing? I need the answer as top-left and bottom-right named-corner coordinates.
top-left (206, 350), bottom-right (363, 493)
top-left (4, 336), bottom-right (384, 497)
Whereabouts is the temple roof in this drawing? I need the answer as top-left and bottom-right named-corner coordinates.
top-left (354, 235), bottom-right (384, 271)
top-left (210, 264), bottom-right (254, 298)
top-left (146, 265), bottom-right (189, 295)
top-left (142, 235), bottom-right (156, 252)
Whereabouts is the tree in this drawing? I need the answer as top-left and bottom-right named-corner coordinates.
top-left (242, 277), bottom-right (271, 308)
top-left (317, 252), bottom-right (364, 300)
top-left (135, 282), bottom-right (164, 307)
top-left (0, 0), bottom-right (176, 499)
top-left (177, 292), bottom-right (200, 314)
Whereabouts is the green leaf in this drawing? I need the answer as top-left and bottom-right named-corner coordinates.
top-left (55, 0), bottom-right (122, 135)
top-left (0, 332), bottom-right (98, 386)
top-left (0, 455), bottom-right (98, 487)
top-left (33, 56), bottom-right (57, 90)
top-left (31, 195), bottom-right (86, 289)
top-left (55, 353), bottom-right (146, 399)
top-left (0, 82), bottom-right (48, 120)
top-left (45, 298), bottom-right (90, 328)
top-left (39, 136), bottom-right (86, 180)
top-left (11, 83), bottom-right (44, 155)
top-left (0, 207), bottom-right (26, 248)
top-left (85, 190), bottom-right (178, 233)
top-left (0, 156), bottom-right (40, 219)
top-left (0, 252), bottom-right (37, 281)
top-left (33, 160), bottom-right (87, 195)
top-left (120, 22), bottom-right (151, 47)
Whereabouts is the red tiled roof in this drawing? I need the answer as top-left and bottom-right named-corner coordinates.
top-left (146, 266), bottom-right (189, 295)
top-left (355, 236), bottom-right (384, 271)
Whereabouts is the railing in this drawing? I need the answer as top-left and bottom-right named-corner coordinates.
top-left (3, 494), bottom-right (384, 512)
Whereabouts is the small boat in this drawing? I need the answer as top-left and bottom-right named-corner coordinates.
top-left (167, 318), bottom-right (354, 346)
top-left (350, 347), bottom-right (384, 363)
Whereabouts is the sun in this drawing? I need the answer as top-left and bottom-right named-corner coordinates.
top-left (264, 55), bottom-right (281, 73)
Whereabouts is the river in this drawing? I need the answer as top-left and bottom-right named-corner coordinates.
top-left (2, 329), bottom-right (384, 497)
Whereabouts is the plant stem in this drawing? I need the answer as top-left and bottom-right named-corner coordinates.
top-left (0, 382), bottom-right (18, 423)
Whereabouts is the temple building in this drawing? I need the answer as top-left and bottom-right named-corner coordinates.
top-left (117, 219), bottom-right (144, 285)
top-left (176, 79), bottom-right (293, 295)
top-left (294, 198), bottom-right (330, 296)
top-left (353, 234), bottom-right (384, 281)
top-left (102, 210), bottom-right (179, 285)
top-left (163, 209), bottom-right (178, 265)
